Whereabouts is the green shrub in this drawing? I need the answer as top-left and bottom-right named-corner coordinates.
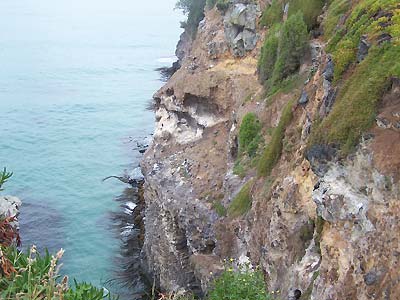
top-left (0, 246), bottom-right (114, 300)
top-left (216, 0), bottom-right (230, 12)
top-left (228, 181), bottom-right (253, 217)
top-left (288, 0), bottom-right (325, 30)
top-left (310, 44), bottom-right (400, 154)
top-left (258, 26), bottom-right (280, 83)
top-left (208, 263), bottom-right (271, 300)
top-left (260, 0), bottom-right (283, 28)
top-left (213, 201), bottom-right (227, 217)
top-left (271, 12), bottom-right (309, 85)
top-left (258, 100), bottom-right (294, 177)
top-left (176, 0), bottom-right (206, 38)
top-left (238, 113), bottom-right (262, 157)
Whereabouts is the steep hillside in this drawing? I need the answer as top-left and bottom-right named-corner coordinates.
top-left (141, 0), bottom-right (400, 299)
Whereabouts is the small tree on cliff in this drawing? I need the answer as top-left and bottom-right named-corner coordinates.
top-left (271, 12), bottom-right (309, 84)
top-left (176, 0), bottom-right (206, 38)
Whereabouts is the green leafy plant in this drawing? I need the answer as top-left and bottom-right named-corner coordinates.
top-left (0, 246), bottom-right (114, 300)
top-left (0, 168), bottom-right (13, 191)
top-left (208, 262), bottom-right (271, 300)
top-left (64, 280), bottom-right (113, 300)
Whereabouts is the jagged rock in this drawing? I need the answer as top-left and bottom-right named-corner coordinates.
top-left (377, 33), bottom-right (392, 45)
top-left (224, 3), bottom-right (259, 57)
top-left (306, 144), bottom-right (337, 176)
top-left (357, 35), bottom-right (371, 63)
top-left (372, 9), bottom-right (393, 20)
top-left (301, 113), bottom-right (312, 140)
top-left (207, 41), bottom-right (228, 59)
top-left (310, 40), bottom-right (323, 70)
top-left (319, 55), bottom-right (337, 118)
top-left (323, 55), bottom-right (334, 82)
top-left (319, 81), bottom-right (337, 118)
top-left (0, 195), bottom-right (21, 218)
top-left (298, 90), bottom-right (309, 105)
top-left (364, 271), bottom-right (378, 285)
top-left (141, 1), bottom-right (400, 299)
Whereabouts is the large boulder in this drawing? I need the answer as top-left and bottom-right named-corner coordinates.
top-left (224, 3), bottom-right (259, 57)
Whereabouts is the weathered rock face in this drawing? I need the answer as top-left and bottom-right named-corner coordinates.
top-left (140, 1), bottom-right (400, 299)
top-left (223, 1), bottom-right (260, 57)
top-left (0, 195), bottom-right (22, 241)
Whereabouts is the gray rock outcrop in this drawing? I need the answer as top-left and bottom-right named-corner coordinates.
top-left (223, 3), bottom-right (259, 57)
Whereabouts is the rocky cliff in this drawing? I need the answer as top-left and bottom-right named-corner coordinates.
top-left (141, 0), bottom-right (400, 299)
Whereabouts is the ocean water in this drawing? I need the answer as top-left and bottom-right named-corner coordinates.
top-left (0, 0), bottom-right (182, 289)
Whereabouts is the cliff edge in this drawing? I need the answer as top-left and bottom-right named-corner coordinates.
top-left (141, 0), bottom-right (400, 299)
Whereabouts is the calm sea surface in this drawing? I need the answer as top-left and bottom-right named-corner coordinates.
top-left (0, 0), bottom-right (181, 288)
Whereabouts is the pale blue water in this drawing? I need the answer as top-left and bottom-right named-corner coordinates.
top-left (0, 0), bottom-right (181, 289)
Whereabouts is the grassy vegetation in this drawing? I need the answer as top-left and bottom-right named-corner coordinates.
top-left (258, 100), bottom-right (294, 177)
top-left (288, 0), bottom-right (325, 30)
top-left (213, 201), bottom-right (227, 217)
top-left (309, 0), bottom-right (400, 154)
top-left (266, 73), bottom-right (305, 99)
top-left (260, 0), bottom-right (283, 28)
top-left (326, 0), bottom-right (400, 80)
top-left (310, 44), bottom-right (400, 154)
top-left (238, 113), bottom-right (262, 157)
top-left (228, 181), bottom-right (253, 217)
top-left (314, 216), bottom-right (325, 255)
top-left (208, 263), bottom-right (271, 300)
top-left (323, 0), bottom-right (351, 39)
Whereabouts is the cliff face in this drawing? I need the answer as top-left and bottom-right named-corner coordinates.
top-left (141, 0), bottom-right (400, 299)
